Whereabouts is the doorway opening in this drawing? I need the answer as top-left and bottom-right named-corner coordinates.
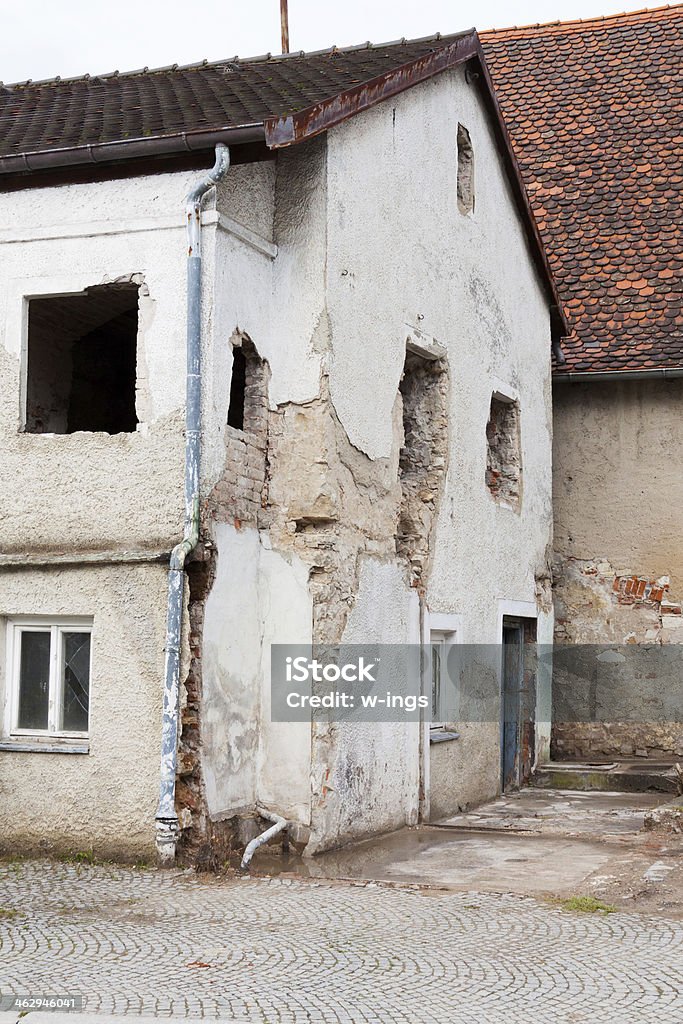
top-left (501, 617), bottom-right (537, 791)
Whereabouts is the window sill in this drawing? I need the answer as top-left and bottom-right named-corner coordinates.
top-left (0, 739), bottom-right (90, 754)
top-left (429, 729), bottom-right (460, 745)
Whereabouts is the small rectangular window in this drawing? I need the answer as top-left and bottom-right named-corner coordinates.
top-left (25, 283), bottom-right (139, 435)
top-left (7, 620), bottom-right (92, 737)
top-left (429, 627), bottom-right (458, 728)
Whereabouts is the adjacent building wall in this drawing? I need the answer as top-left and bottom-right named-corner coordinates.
top-left (552, 378), bottom-right (683, 759)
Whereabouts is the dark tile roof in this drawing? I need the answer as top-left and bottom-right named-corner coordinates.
top-left (482, 5), bottom-right (683, 375)
top-left (0, 33), bottom-right (472, 160)
top-left (0, 28), bottom-right (567, 341)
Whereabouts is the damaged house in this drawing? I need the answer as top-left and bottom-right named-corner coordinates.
top-left (0, 30), bottom-right (566, 862)
top-left (483, 5), bottom-right (683, 763)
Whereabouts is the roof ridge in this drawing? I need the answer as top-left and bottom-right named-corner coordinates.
top-left (0, 28), bottom-right (471, 91)
top-left (480, 3), bottom-right (682, 37)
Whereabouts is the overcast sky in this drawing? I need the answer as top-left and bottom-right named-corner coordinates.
top-left (0, 0), bottom-right (666, 84)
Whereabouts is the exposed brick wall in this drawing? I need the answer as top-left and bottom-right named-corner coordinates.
top-left (552, 556), bottom-right (683, 761)
top-left (208, 335), bottom-right (270, 527)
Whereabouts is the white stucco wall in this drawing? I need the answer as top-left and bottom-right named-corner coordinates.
top-left (202, 522), bottom-right (312, 825)
top-left (308, 558), bottom-right (421, 852)
top-left (204, 143), bottom-right (327, 488)
top-left (0, 172), bottom-right (209, 552)
top-left (323, 65), bottom-right (554, 817)
top-left (0, 171), bottom-right (205, 856)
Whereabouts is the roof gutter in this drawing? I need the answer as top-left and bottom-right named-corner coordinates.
top-left (0, 124), bottom-right (263, 175)
top-left (554, 367), bottom-right (683, 384)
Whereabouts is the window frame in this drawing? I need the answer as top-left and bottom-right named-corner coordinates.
top-left (426, 613), bottom-right (463, 730)
top-left (4, 618), bottom-right (93, 740)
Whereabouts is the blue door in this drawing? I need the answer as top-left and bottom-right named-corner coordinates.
top-left (502, 622), bottom-right (524, 791)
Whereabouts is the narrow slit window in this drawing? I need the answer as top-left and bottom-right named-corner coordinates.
top-left (457, 124), bottom-right (474, 215)
top-left (25, 283), bottom-right (139, 434)
top-left (227, 347), bottom-right (247, 430)
top-left (226, 337), bottom-right (267, 435)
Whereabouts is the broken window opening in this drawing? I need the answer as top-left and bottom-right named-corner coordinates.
top-left (227, 347), bottom-right (247, 430)
top-left (457, 124), bottom-right (475, 215)
top-left (25, 283), bottom-right (139, 435)
top-left (397, 350), bottom-right (449, 585)
top-left (486, 394), bottom-right (522, 508)
top-left (227, 336), bottom-right (267, 435)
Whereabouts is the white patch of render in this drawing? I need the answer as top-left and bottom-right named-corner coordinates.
top-left (307, 557), bottom-right (420, 854)
top-left (202, 522), bottom-right (312, 826)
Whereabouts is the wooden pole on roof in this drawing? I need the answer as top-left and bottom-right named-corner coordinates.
top-left (280, 0), bottom-right (290, 53)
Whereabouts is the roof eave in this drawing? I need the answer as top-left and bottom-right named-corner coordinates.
top-left (0, 124), bottom-right (266, 175)
top-left (553, 366), bottom-right (683, 383)
top-left (263, 32), bottom-right (479, 147)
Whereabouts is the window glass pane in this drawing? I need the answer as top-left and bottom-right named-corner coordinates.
top-left (431, 642), bottom-right (442, 721)
top-left (61, 632), bottom-right (90, 732)
top-left (17, 631), bottom-right (51, 730)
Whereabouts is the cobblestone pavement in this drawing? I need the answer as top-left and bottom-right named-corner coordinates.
top-left (1, 860), bottom-right (683, 1023)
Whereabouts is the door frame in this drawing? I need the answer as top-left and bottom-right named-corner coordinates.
top-left (497, 601), bottom-right (538, 792)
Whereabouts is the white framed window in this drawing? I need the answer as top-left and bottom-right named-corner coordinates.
top-left (5, 619), bottom-right (92, 738)
top-left (426, 613), bottom-right (462, 729)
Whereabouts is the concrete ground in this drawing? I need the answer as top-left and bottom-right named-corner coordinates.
top-left (1, 790), bottom-right (682, 1022)
top-left (270, 789), bottom-right (683, 917)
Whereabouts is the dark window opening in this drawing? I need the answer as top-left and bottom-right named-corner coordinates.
top-left (226, 337), bottom-right (268, 435)
top-left (227, 346), bottom-right (247, 430)
top-left (25, 283), bottom-right (139, 435)
top-left (457, 124), bottom-right (474, 215)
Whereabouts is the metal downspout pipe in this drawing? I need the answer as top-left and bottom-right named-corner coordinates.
top-left (240, 808), bottom-right (289, 870)
top-left (155, 144), bottom-right (231, 864)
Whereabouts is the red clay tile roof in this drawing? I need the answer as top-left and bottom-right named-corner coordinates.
top-left (482, 5), bottom-right (683, 374)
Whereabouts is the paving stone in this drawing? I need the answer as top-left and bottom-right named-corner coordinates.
top-left (0, 860), bottom-right (682, 1023)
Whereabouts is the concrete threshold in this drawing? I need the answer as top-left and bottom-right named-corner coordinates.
top-left (533, 758), bottom-right (681, 794)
